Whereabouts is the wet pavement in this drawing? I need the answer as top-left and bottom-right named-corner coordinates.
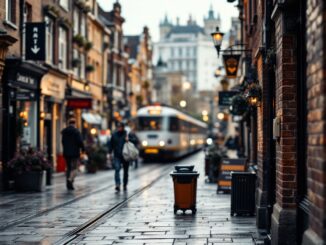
top-left (0, 152), bottom-right (262, 244)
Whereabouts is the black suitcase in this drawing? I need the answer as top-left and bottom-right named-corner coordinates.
top-left (231, 172), bottom-right (256, 216)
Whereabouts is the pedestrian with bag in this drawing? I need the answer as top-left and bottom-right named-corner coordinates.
top-left (127, 124), bottom-right (140, 168)
top-left (61, 118), bottom-right (85, 190)
top-left (108, 122), bottom-right (138, 192)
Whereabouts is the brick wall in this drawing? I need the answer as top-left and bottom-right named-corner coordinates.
top-left (274, 13), bottom-right (298, 209)
top-left (305, 0), bottom-right (326, 241)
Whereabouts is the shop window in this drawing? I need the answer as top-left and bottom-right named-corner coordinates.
top-left (59, 27), bottom-right (68, 70)
top-left (45, 16), bottom-right (54, 64)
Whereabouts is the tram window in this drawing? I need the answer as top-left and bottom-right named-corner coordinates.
top-left (169, 117), bottom-right (180, 132)
top-left (138, 117), bottom-right (162, 131)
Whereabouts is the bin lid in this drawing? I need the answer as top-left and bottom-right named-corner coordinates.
top-left (170, 165), bottom-right (199, 177)
top-left (174, 165), bottom-right (195, 172)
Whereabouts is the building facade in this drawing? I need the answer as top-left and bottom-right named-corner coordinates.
top-left (125, 26), bottom-right (153, 117)
top-left (228, 0), bottom-right (326, 244)
top-left (154, 7), bottom-right (220, 93)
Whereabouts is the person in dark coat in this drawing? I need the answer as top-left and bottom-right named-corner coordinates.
top-left (108, 122), bottom-right (136, 192)
top-left (61, 118), bottom-right (85, 190)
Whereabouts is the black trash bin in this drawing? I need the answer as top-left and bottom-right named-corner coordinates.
top-left (230, 172), bottom-right (256, 216)
top-left (170, 165), bottom-right (199, 215)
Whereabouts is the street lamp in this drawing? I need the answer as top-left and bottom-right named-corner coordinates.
top-left (179, 100), bottom-right (187, 108)
top-left (211, 26), bottom-right (251, 57)
top-left (211, 27), bottom-right (224, 57)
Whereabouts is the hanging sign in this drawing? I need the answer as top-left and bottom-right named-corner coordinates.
top-left (25, 22), bottom-right (46, 61)
top-left (223, 54), bottom-right (241, 78)
top-left (218, 91), bottom-right (238, 106)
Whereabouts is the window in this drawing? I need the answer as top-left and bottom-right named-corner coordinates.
top-left (73, 10), bottom-right (79, 35)
top-left (169, 117), bottom-right (180, 132)
top-left (179, 47), bottom-right (182, 56)
top-left (138, 117), bottom-right (163, 131)
top-left (170, 48), bottom-right (174, 57)
top-left (73, 49), bottom-right (78, 76)
top-left (81, 16), bottom-right (86, 37)
top-left (80, 54), bottom-right (85, 79)
top-left (186, 47), bottom-right (190, 57)
top-left (60, 0), bottom-right (69, 10)
top-left (5, 0), bottom-right (14, 23)
top-left (45, 16), bottom-right (54, 64)
top-left (58, 27), bottom-right (67, 70)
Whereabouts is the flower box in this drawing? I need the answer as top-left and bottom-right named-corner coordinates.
top-left (14, 171), bottom-right (46, 192)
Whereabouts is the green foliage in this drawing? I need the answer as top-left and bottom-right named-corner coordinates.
top-left (230, 94), bottom-right (248, 116)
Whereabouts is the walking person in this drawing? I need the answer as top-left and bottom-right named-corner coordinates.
top-left (108, 122), bottom-right (135, 192)
top-left (61, 118), bottom-right (85, 190)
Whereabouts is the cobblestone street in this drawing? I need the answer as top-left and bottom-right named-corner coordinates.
top-left (0, 152), bottom-right (261, 244)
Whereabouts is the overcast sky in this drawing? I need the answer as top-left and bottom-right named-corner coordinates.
top-left (97, 0), bottom-right (239, 42)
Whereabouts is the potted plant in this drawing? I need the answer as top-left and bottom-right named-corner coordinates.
top-left (7, 148), bottom-right (51, 192)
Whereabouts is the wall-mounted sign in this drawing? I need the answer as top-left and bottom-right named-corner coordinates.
top-left (41, 74), bottom-right (66, 100)
top-left (25, 22), bottom-right (46, 61)
top-left (223, 54), bottom-right (241, 78)
top-left (218, 91), bottom-right (238, 106)
top-left (16, 72), bottom-right (37, 89)
top-left (67, 98), bottom-right (92, 109)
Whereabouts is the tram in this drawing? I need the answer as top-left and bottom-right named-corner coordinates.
top-left (135, 105), bottom-right (207, 160)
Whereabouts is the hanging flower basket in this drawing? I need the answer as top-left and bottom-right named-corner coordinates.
top-left (245, 83), bottom-right (262, 107)
top-left (72, 58), bottom-right (81, 68)
top-left (229, 94), bottom-right (248, 116)
top-left (73, 34), bottom-right (85, 47)
top-left (86, 64), bottom-right (95, 73)
top-left (84, 41), bottom-right (93, 51)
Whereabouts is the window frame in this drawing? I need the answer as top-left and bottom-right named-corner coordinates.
top-left (58, 27), bottom-right (68, 70)
top-left (45, 16), bottom-right (54, 64)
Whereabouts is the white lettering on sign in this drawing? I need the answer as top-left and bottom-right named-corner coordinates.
top-left (17, 73), bottom-right (36, 86)
top-left (31, 27), bottom-right (40, 54)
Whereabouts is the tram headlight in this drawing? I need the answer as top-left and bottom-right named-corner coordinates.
top-left (159, 140), bottom-right (165, 147)
top-left (206, 138), bottom-right (213, 145)
top-left (142, 140), bottom-right (148, 147)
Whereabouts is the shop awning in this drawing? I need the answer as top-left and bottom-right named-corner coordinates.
top-left (82, 113), bottom-right (102, 125)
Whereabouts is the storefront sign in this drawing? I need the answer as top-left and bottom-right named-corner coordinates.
top-left (16, 91), bottom-right (37, 101)
top-left (25, 22), bottom-right (46, 61)
top-left (218, 91), bottom-right (238, 106)
top-left (41, 74), bottom-right (66, 100)
top-left (16, 73), bottom-right (37, 88)
top-left (223, 54), bottom-right (241, 78)
top-left (67, 98), bottom-right (92, 109)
